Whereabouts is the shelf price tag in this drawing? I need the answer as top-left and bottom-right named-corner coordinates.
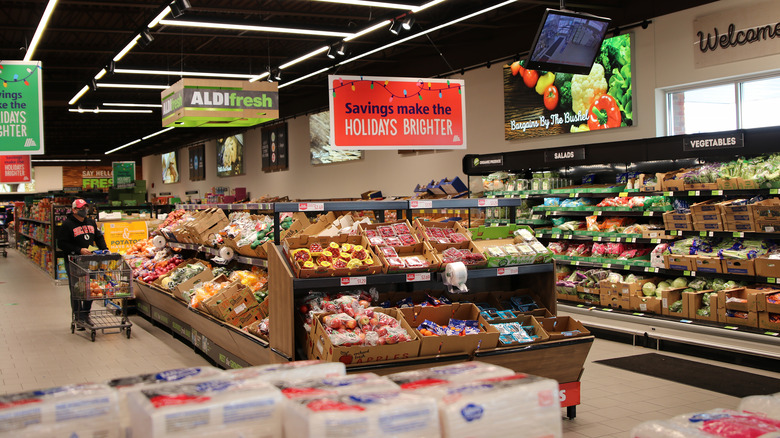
top-left (650, 238), bottom-right (660, 244)
top-left (643, 211), bottom-right (652, 216)
top-left (664, 191), bottom-right (673, 197)
top-left (595, 211), bottom-right (602, 216)
top-left (298, 202), bottom-right (325, 211)
top-left (618, 192), bottom-right (629, 197)
top-left (602, 263), bottom-right (611, 269)
top-left (609, 237), bottom-right (617, 242)
top-left (410, 200), bottom-right (433, 209)
top-left (569, 193), bottom-right (576, 198)
top-left (496, 267), bottom-right (519, 276)
top-left (406, 272), bottom-right (431, 282)
top-left (768, 278), bottom-right (776, 284)
top-left (520, 194), bottom-right (529, 199)
top-left (622, 265), bottom-right (630, 270)
top-left (733, 232), bottom-right (744, 238)
top-left (771, 189), bottom-right (780, 195)
top-left (765, 332), bottom-right (779, 336)
top-left (712, 190), bottom-right (723, 196)
top-left (594, 237), bottom-right (602, 242)
top-left (478, 198), bottom-right (499, 207)
top-left (551, 234), bottom-right (560, 239)
top-left (679, 319), bottom-right (693, 324)
top-left (670, 230), bottom-right (679, 236)
top-left (572, 261), bottom-right (580, 266)
top-left (340, 276), bottom-right (367, 286)
top-left (724, 326), bottom-right (739, 331)
top-left (683, 270), bottom-right (691, 276)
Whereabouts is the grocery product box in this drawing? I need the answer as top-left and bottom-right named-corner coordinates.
top-left (413, 218), bottom-right (472, 252)
top-left (486, 290), bottom-right (547, 316)
top-left (575, 285), bottom-right (602, 305)
top-left (685, 290), bottom-right (719, 323)
top-left (659, 169), bottom-right (689, 191)
top-left (693, 220), bottom-right (725, 232)
top-left (601, 292), bottom-right (630, 310)
top-left (540, 316), bottom-right (590, 340)
top-left (283, 234), bottom-right (383, 278)
top-left (300, 211), bottom-right (337, 236)
top-left (399, 303), bottom-right (499, 356)
top-left (754, 256), bottom-right (780, 278)
top-left (691, 255), bottom-right (724, 273)
top-left (749, 285), bottom-right (780, 313)
top-left (684, 182), bottom-right (719, 191)
top-left (751, 199), bottom-right (780, 224)
top-left (724, 221), bottom-right (755, 232)
top-left (225, 305), bottom-right (262, 329)
top-left (359, 219), bottom-right (421, 249)
top-left (692, 212), bottom-right (722, 223)
top-left (662, 288), bottom-right (689, 318)
top-left (664, 254), bottom-right (694, 271)
top-left (309, 308), bottom-right (420, 365)
top-left (203, 281), bottom-right (259, 321)
top-left (722, 259), bottom-right (756, 276)
top-left (720, 199), bottom-right (752, 216)
top-left (755, 220), bottom-right (780, 232)
top-left (717, 177), bottom-right (741, 190)
top-left (599, 277), bottom-right (659, 297)
top-left (494, 315), bottom-right (550, 346)
top-left (630, 295), bottom-right (662, 314)
top-left (690, 199), bottom-right (723, 215)
top-left (663, 211), bottom-right (693, 231)
top-left (374, 241), bottom-right (441, 273)
top-left (758, 311), bottom-right (780, 331)
top-left (739, 178), bottom-right (760, 190)
top-left (716, 288), bottom-right (759, 327)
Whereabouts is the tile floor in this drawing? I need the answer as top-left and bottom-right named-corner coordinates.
top-left (1, 248), bottom-right (778, 437)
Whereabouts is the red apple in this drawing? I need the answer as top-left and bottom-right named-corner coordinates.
top-left (345, 320), bottom-right (357, 330)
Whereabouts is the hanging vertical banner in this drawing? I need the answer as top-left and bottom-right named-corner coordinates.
top-left (0, 61), bottom-right (44, 155)
top-left (112, 161), bottom-right (135, 189)
top-left (0, 155), bottom-right (31, 183)
top-left (328, 75), bottom-right (466, 150)
top-left (261, 123), bottom-right (289, 172)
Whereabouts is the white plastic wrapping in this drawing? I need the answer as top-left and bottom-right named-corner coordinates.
top-left (283, 391), bottom-right (440, 438)
top-left (276, 372), bottom-right (399, 399)
top-left (107, 366), bottom-right (225, 438)
top-left (631, 409), bottom-right (780, 437)
top-left (388, 361), bottom-right (515, 390)
top-left (0, 383), bottom-right (120, 438)
top-left (126, 374), bottom-right (284, 438)
top-left (411, 374), bottom-right (561, 438)
top-left (740, 392), bottom-right (780, 420)
top-left (224, 360), bottom-right (345, 385)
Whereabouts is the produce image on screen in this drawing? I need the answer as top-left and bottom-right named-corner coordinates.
top-left (309, 111), bottom-right (362, 165)
top-left (189, 144), bottom-right (205, 181)
top-left (217, 134), bottom-right (244, 177)
top-left (161, 151), bottom-right (179, 184)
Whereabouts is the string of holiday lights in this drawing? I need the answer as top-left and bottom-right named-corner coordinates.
top-left (0, 63), bottom-right (42, 88)
top-left (331, 78), bottom-right (461, 101)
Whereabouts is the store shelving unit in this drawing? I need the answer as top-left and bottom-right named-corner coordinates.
top-left (15, 201), bottom-right (62, 280)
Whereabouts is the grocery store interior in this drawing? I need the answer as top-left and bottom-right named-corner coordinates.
top-left (3, 0), bottom-right (780, 437)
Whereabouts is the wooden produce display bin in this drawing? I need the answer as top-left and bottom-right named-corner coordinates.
top-left (492, 315), bottom-right (550, 346)
top-left (400, 303), bottom-right (499, 356)
top-left (685, 290), bottom-right (719, 323)
top-left (630, 295), bottom-right (662, 314)
top-left (664, 254), bottom-right (694, 271)
top-left (373, 241), bottom-right (442, 274)
top-left (716, 288), bottom-right (760, 327)
top-left (283, 234), bottom-right (383, 278)
top-left (691, 255), bottom-right (724, 274)
top-left (662, 288), bottom-right (689, 318)
top-left (469, 224), bottom-right (551, 266)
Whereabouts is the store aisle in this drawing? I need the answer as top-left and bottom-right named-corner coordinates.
top-left (1, 248), bottom-right (779, 437)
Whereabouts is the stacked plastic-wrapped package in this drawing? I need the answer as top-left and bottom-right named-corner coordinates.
top-left (0, 383), bottom-right (120, 438)
top-left (388, 362), bottom-right (562, 438)
top-left (126, 373), bottom-right (285, 438)
top-left (224, 360), bottom-right (345, 384)
top-left (275, 372), bottom-right (399, 399)
top-left (739, 392), bottom-right (780, 420)
top-left (631, 409), bottom-right (780, 437)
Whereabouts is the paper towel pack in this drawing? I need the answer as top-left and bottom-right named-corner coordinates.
top-left (410, 373), bottom-right (562, 438)
top-left (276, 372), bottom-right (399, 399)
top-left (631, 409), bottom-right (780, 437)
top-left (107, 366), bottom-right (225, 438)
top-left (740, 392), bottom-right (780, 420)
top-left (283, 391), bottom-right (440, 438)
top-left (126, 374), bottom-right (284, 438)
top-left (224, 360), bottom-right (345, 385)
top-left (0, 383), bottom-right (120, 438)
top-left (388, 361), bottom-right (515, 390)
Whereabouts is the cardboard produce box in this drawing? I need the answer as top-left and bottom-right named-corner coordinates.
top-left (685, 290), bottom-right (719, 322)
top-left (154, 259), bottom-right (213, 301)
top-left (659, 169), bottom-right (690, 191)
top-left (283, 234), bottom-right (383, 278)
top-left (493, 315), bottom-right (550, 346)
top-left (724, 221), bottom-right (755, 232)
top-left (662, 288), bottom-right (689, 318)
top-left (690, 199), bottom-right (723, 215)
top-left (717, 177), bottom-right (741, 190)
top-left (373, 241), bottom-right (441, 274)
top-left (755, 256), bottom-right (780, 278)
top-left (599, 277), bottom-right (659, 298)
top-left (630, 295), bottom-right (662, 314)
top-left (692, 255), bottom-right (724, 273)
top-left (413, 219), bottom-right (472, 252)
top-left (469, 224), bottom-right (549, 266)
top-left (226, 305), bottom-right (263, 329)
top-left (749, 285), bottom-right (780, 314)
top-left (722, 259), bottom-right (756, 276)
top-left (575, 286), bottom-right (602, 306)
top-left (693, 221), bottom-right (725, 232)
top-left (358, 219), bottom-right (421, 249)
top-left (758, 311), bottom-right (780, 331)
top-left (202, 281), bottom-right (259, 321)
top-left (601, 292), bottom-right (630, 310)
top-left (540, 316), bottom-right (590, 340)
top-left (717, 287), bottom-right (759, 327)
top-left (663, 211), bottom-right (693, 231)
top-left (309, 308), bottom-right (420, 365)
top-left (751, 199), bottom-right (780, 223)
top-left (400, 303), bottom-right (499, 356)
top-left (692, 212), bottom-right (722, 223)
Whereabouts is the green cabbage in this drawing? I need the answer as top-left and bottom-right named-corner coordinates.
top-left (642, 282), bottom-right (656, 297)
top-left (672, 277), bottom-right (688, 288)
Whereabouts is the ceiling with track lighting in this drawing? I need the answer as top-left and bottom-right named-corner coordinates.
top-left (2, 0), bottom-right (719, 163)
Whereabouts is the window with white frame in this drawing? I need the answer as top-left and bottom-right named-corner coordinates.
top-left (667, 75), bottom-right (780, 135)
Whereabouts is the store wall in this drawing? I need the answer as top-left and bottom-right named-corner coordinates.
top-left (33, 166), bottom-right (63, 192)
top-left (143, 0), bottom-right (777, 200)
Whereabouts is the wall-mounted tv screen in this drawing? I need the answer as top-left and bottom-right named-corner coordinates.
top-left (216, 134), bottom-right (244, 177)
top-left (526, 8), bottom-right (611, 75)
top-left (309, 111), bottom-right (362, 165)
top-left (161, 151), bottom-right (179, 184)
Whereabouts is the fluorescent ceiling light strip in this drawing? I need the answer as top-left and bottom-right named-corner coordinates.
top-left (248, 72), bottom-right (271, 83)
top-left (103, 103), bottom-right (162, 108)
top-left (149, 6), bottom-right (171, 28)
top-left (69, 108), bottom-right (153, 114)
top-left (23, 0), bottom-right (59, 61)
top-left (344, 20), bottom-right (391, 41)
top-left (279, 67), bottom-right (331, 89)
top-left (280, 47), bottom-right (329, 70)
top-left (97, 83), bottom-right (169, 89)
top-left (113, 35), bottom-right (140, 62)
top-left (32, 159), bottom-right (101, 163)
top-left (142, 126), bottom-right (175, 140)
top-left (105, 139), bottom-right (141, 155)
top-left (94, 69), bottom-right (107, 80)
top-left (68, 85), bottom-right (90, 105)
top-left (115, 68), bottom-right (255, 79)
top-left (414, 0), bottom-right (447, 12)
top-left (314, 0), bottom-right (417, 9)
top-left (340, 0), bottom-right (516, 67)
top-left (159, 19), bottom-right (353, 38)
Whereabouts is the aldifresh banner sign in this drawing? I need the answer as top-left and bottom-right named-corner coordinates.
top-left (0, 61), bottom-right (44, 155)
top-left (0, 155), bottom-right (31, 183)
top-left (328, 75), bottom-right (466, 150)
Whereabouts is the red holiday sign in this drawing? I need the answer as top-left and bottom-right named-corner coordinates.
top-left (0, 155), bottom-right (31, 183)
top-left (328, 75), bottom-right (466, 150)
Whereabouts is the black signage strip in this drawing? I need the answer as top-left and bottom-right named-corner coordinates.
top-left (544, 147), bottom-right (586, 163)
top-left (683, 131), bottom-right (744, 152)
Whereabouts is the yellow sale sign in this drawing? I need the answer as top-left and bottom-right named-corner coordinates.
top-left (102, 221), bottom-right (148, 254)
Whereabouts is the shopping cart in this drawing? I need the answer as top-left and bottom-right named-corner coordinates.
top-left (68, 253), bottom-right (134, 341)
top-left (0, 227), bottom-right (8, 258)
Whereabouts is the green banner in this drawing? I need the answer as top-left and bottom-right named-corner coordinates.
top-left (113, 161), bottom-right (135, 189)
top-left (0, 61), bottom-right (44, 154)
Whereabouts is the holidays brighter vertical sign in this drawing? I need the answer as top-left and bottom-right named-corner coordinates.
top-left (328, 75), bottom-right (466, 150)
top-left (0, 61), bottom-right (44, 155)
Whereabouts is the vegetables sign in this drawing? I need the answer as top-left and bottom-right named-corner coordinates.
top-left (504, 34), bottom-right (633, 140)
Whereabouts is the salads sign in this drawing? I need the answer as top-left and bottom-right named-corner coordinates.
top-left (683, 131), bottom-right (744, 152)
top-left (328, 75), bottom-right (466, 150)
top-left (503, 34), bottom-right (633, 140)
top-left (694, 1), bottom-right (780, 68)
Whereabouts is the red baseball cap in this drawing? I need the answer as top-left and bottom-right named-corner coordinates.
top-left (72, 199), bottom-right (87, 209)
